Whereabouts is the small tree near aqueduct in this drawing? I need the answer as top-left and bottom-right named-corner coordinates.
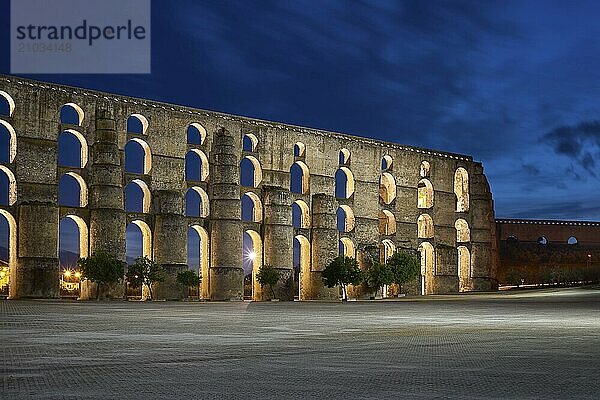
top-left (387, 251), bottom-right (420, 294)
top-left (322, 256), bottom-right (362, 301)
top-left (364, 261), bottom-right (393, 298)
top-left (126, 257), bottom-right (165, 300)
top-left (176, 270), bottom-right (201, 299)
top-left (77, 250), bottom-right (124, 300)
top-left (256, 264), bottom-right (279, 300)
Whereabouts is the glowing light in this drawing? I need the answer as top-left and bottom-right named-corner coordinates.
top-left (64, 270), bottom-right (72, 277)
top-left (74, 272), bottom-right (81, 278)
top-left (247, 251), bottom-right (256, 262)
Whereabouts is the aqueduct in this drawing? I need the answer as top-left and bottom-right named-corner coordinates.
top-left (0, 75), bottom-right (498, 300)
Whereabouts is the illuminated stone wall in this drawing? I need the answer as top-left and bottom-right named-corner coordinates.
top-left (0, 74), bottom-right (498, 299)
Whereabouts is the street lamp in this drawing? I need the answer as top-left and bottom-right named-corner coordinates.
top-left (588, 254), bottom-right (592, 269)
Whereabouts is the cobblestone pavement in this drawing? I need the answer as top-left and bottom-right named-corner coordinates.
top-left (1, 287), bottom-right (599, 399)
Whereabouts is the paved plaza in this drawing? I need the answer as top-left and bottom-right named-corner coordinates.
top-left (1, 287), bottom-right (599, 399)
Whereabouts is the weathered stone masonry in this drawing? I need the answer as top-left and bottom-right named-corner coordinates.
top-left (0, 74), bottom-right (498, 300)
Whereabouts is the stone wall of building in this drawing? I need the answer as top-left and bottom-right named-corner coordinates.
top-left (496, 219), bottom-right (600, 285)
top-left (0, 74), bottom-right (498, 299)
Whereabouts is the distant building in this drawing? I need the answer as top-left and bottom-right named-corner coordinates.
top-left (496, 219), bottom-right (600, 286)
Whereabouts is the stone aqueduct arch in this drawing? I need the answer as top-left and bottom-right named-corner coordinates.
top-left (0, 75), bottom-right (498, 299)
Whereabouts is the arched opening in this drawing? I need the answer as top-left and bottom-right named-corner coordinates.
top-left (380, 239), bottom-right (395, 263)
top-left (379, 210), bottom-right (396, 235)
top-left (127, 114), bottom-right (148, 135)
top-left (187, 123), bottom-right (206, 145)
top-left (126, 222), bottom-right (146, 262)
top-left (290, 161), bottom-right (309, 194)
top-left (567, 236), bottom-right (578, 245)
top-left (188, 225), bottom-right (209, 299)
top-left (293, 235), bottom-right (310, 300)
top-left (241, 192), bottom-right (262, 222)
top-left (337, 205), bottom-right (355, 232)
top-left (59, 172), bottom-right (88, 207)
top-left (458, 246), bottom-right (471, 292)
top-left (455, 219), bottom-right (470, 243)
top-left (243, 230), bottom-right (262, 300)
top-left (243, 133), bottom-right (258, 152)
top-left (506, 235), bottom-right (518, 244)
top-left (380, 239), bottom-right (395, 298)
top-left (335, 167), bottom-right (354, 198)
top-left (339, 237), bottom-right (355, 258)
top-left (124, 138), bottom-right (152, 174)
top-left (417, 179), bottom-right (433, 209)
top-left (0, 210), bottom-right (16, 298)
top-left (125, 179), bottom-right (151, 213)
top-left (0, 91), bottom-right (15, 117)
top-left (59, 215), bottom-right (88, 298)
top-left (381, 155), bottom-right (393, 171)
top-left (185, 149), bottom-right (209, 182)
top-left (240, 156), bottom-right (262, 188)
top-left (126, 220), bottom-right (152, 260)
top-left (379, 172), bottom-right (396, 204)
top-left (58, 129), bottom-right (88, 168)
top-left (0, 120), bottom-right (16, 163)
top-left (292, 200), bottom-right (310, 229)
top-left (339, 148), bottom-right (350, 166)
top-left (417, 214), bottom-right (434, 239)
top-left (126, 220), bottom-right (152, 299)
top-left (538, 236), bottom-right (548, 245)
top-left (454, 167), bottom-right (469, 212)
top-left (418, 242), bottom-right (434, 295)
top-left (294, 142), bottom-right (306, 157)
top-left (60, 103), bottom-right (84, 126)
top-left (185, 187), bottom-right (210, 217)
top-left (129, 221), bottom-right (152, 260)
top-left (0, 166), bottom-right (16, 206)
top-left (420, 161), bottom-right (430, 178)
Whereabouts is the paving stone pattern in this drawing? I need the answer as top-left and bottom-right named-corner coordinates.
top-left (1, 288), bottom-right (599, 399)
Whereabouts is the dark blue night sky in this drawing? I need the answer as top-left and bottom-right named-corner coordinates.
top-left (1, 0), bottom-right (600, 220)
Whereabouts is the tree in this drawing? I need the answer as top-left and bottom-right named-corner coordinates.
top-left (364, 261), bottom-right (393, 298)
top-left (322, 256), bottom-right (362, 301)
top-left (176, 270), bottom-right (201, 299)
top-left (256, 264), bottom-right (279, 300)
top-left (126, 257), bottom-right (165, 300)
top-left (77, 250), bottom-right (124, 300)
top-left (387, 251), bottom-right (420, 294)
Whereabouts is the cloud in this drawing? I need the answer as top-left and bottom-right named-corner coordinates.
top-left (167, 0), bottom-right (522, 155)
top-left (499, 199), bottom-right (600, 221)
top-left (542, 121), bottom-right (600, 176)
top-left (522, 163), bottom-right (540, 176)
top-left (6, 1), bottom-right (600, 221)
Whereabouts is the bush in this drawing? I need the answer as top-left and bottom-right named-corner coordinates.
top-left (322, 256), bottom-right (362, 301)
top-left (363, 261), bottom-right (393, 297)
top-left (387, 251), bottom-right (420, 293)
top-left (176, 270), bottom-right (201, 298)
top-left (126, 257), bottom-right (165, 300)
top-left (256, 265), bottom-right (279, 300)
top-left (77, 250), bottom-right (124, 300)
